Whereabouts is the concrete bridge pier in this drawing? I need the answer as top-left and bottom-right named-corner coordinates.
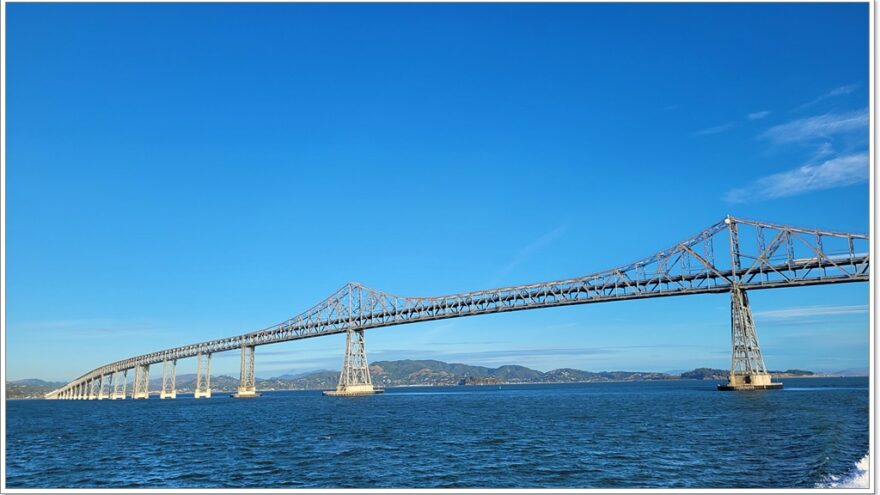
top-left (97, 374), bottom-right (109, 400)
top-left (233, 344), bottom-right (259, 398)
top-left (110, 370), bottom-right (127, 399)
top-left (132, 364), bottom-right (150, 399)
top-left (323, 329), bottom-right (380, 397)
top-left (718, 288), bottom-right (782, 391)
top-left (194, 352), bottom-right (212, 399)
top-left (87, 378), bottom-right (97, 400)
top-left (160, 359), bottom-right (177, 399)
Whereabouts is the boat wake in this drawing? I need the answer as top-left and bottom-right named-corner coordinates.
top-left (816, 454), bottom-right (869, 488)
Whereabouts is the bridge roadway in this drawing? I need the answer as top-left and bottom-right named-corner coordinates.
top-left (48, 216), bottom-right (870, 398)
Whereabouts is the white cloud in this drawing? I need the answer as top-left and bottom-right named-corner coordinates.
top-left (747, 110), bottom-right (771, 120)
top-left (796, 84), bottom-right (859, 110)
top-left (723, 152), bottom-right (868, 203)
top-left (755, 304), bottom-right (868, 320)
top-left (693, 121), bottom-right (736, 136)
top-left (828, 84), bottom-right (859, 97)
top-left (811, 142), bottom-right (836, 161)
top-left (760, 109), bottom-right (868, 144)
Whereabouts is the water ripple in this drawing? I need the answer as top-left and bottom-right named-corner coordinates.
top-left (6, 378), bottom-right (869, 488)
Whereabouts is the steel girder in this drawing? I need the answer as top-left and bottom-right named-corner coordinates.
top-left (47, 216), bottom-right (869, 399)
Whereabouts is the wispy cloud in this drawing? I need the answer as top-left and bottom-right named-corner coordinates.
top-left (377, 346), bottom-right (620, 361)
top-left (10, 319), bottom-right (170, 338)
top-left (811, 142), bottom-right (836, 161)
top-left (692, 121), bottom-right (736, 136)
top-left (723, 152), bottom-right (868, 203)
top-left (829, 84), bottom-right (859, 96)
top-left (498, 225), bottom-right (567, 276)
top-left (760, 108), bottom-right (868, 144)
top-left (754, 304), bottom-right (868, 320)
top-left (796, 84), bottom-right (859, 110)
top-left (747, 110), bottom-right (771, 120)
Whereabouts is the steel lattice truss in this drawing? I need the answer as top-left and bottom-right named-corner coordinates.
top-left (48, 216), bottom-right (869, 398)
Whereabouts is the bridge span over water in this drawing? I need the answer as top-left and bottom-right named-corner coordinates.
top-left (47, 215), bottom-right (869, 399)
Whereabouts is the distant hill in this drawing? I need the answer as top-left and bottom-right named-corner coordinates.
top-left (9, 379), bottom-right (65, 387)
top-left (9, 360), bottom-right (830, 399)
top-left (825, 368), bottom-right (869, 377)
top-left (7, 379), bottom-right (66, 399)
top-left (680, 368), bottom-right (816, 380)
top-left (680, 368), bottom-right (728, 380)
top-left (368, 360), bottom-right (677, 387)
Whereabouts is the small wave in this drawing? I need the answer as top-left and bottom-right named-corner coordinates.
top-left (817, 454), bottom-right (869, 488)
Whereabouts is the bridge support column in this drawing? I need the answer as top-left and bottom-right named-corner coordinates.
top-left (323, 329), bottom-right (380, 397)
top-left (160, 359), bottom-right (177, 399)
top-left (194, 352), bottom-right (212, 399)
top-left (233, 344), bottom-right (259, 398)
top-left (132, 364), bottom-right (150, 399)
top-left (110, 370), bottom-right (125, 399)
top-left (87, 378), bottom-right (97, 400)
top-left (718, 288), bottom-right (782, 391)
top-left (97, 374), bottom-right (109, 400)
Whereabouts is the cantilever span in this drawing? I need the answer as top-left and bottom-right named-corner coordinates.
top-left (47, 215), bottom-right (869, 399)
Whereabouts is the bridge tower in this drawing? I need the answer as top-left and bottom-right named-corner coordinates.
top-left (194, 352), bottom-right (212, 399)
top-left (132, 364), bottom-right (150, 399)
top-left (719, 216), bottom-right (782, 391)
top-left (323, 329), bottom-right (380, 397)
top-left (160, 359), bottom-right (177, 399)
top-left (233, 344), bottom-right (259, 398)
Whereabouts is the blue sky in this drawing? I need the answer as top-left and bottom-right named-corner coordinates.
top-left (6, 3), bottom-right (870, 381)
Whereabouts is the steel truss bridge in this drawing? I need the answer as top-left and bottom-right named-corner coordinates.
top-left (47, 215), bottom-right (869, 399)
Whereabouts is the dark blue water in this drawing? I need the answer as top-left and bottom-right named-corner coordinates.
top-left (6, 378), bottom-right (869, 488)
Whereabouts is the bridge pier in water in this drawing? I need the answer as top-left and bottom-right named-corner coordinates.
top-left (97, 374), bottom-right (109, 400)
top-left (110, 370), bottom-right (126, 399)
top-left (718, 288), bottom-right (782, 391)
top-left (233, 344), bottom-right (259, 398)
top-left (194, 352), bottom-right (212, 399)
top-left (324, 329), bottom-right (381, 397)
top-left (161, 359), bottom-right (177, 399)
top-left (132, 364), bottom-right (150, 399)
